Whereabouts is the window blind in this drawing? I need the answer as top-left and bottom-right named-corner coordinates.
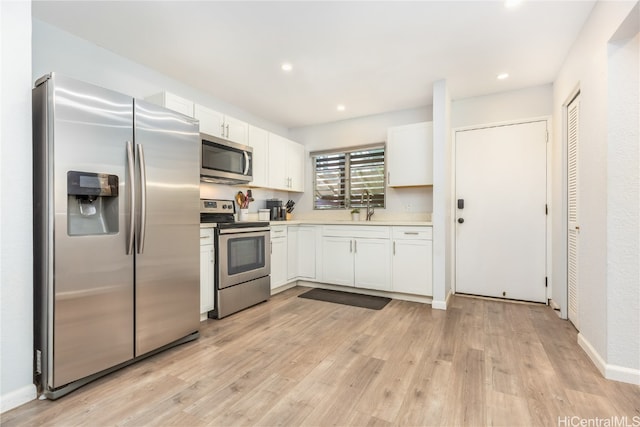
top-left (313, 145), bottom-right (385, 210)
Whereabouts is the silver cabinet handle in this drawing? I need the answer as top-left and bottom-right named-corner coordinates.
top-left (354, 240), bottom-right (357, 253)
top-left (387, 171), bottom-right (390, 185)
top-left (126, 141), bottom-right (135, 255)
top-left (404, 232), bottom-right (419, 235)
top-left (200, 235), bottom-right (211, 239)
top-left (136, 143), bottom-right (147, 254)
top-left (271, 241), bottom-right (273, 254)
top-left (393, 241), bottom-right (396, 255)
top-left (349, 240), bottom-right (352, 253)
top-left (221, 122), bottom-right (225, 137)
top-left (226, 124), bottom-right (230, 138)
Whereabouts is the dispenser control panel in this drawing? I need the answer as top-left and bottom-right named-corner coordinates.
top-left (67, 171), bottom-right (118, 197)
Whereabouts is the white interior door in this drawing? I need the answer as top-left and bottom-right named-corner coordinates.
top-left (567, 94), bottom-right (580, 328)
top-left (455, 120), bottom-right (547, 302)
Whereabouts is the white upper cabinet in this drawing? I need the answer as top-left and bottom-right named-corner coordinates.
top-left (194, 104), bottom-right (249, 145)
top-left (268, 133), bottom-right (305, 192)
top-left (145, 92), bottom-right (194, 117)
top-left (386, 121), bottom-right (433, 187)
top-left (248, 125), bottom-right (269, 188)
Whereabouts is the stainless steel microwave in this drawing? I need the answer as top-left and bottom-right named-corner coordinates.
top-left (200, 133), bottom-right (253, 184)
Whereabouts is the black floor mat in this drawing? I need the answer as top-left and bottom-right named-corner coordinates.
top-left (298, 288), bottom-right (391, 310)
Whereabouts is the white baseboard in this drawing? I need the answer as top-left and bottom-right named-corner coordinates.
top-left (578, 333), bottom-right (640, 385)
top-left (271, 281), bottom-right (298, 295)
top-left (431, 289), bottom-right (452, 311)
top-left (1, 383), bottom-right (37, 414)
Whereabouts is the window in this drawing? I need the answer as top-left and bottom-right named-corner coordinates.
top-left (313, 145), bottom-right (385, 210)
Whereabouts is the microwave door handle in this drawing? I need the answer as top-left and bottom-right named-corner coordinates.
top-left (243, 151), bottom-right (250, 175)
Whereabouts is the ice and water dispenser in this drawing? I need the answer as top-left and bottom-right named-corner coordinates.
top-left (67, 171), bottom-right (119, 236)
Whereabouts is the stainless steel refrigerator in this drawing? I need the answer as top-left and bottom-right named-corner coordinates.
top-left (33, 73), bottom-right (201, 399)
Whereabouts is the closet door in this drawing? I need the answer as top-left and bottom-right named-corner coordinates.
top-left (567, 94), bottom-right (580, 328)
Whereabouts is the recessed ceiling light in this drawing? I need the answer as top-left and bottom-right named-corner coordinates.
top-left (504, 0), bottom-right (522, 8)
top-left (337, 104), bottom-right (346, 112)
top-left (497, 73), bottom-right (509, 80)
top-left (281, 63), bottom-right (293, 72)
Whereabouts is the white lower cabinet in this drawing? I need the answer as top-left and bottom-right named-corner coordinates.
top-left (297, 226), bottom-right (317, 280)
top-left (321, 226), bottom-right (391, 291)
top-left (199, 228), bottom-right (214, 314)
top-left (392, 227), bottom-right (433, 296)
top-left (271, 223), bottom-right (432, 298)
top-left (287, 226), bottom-right (298, 281)
top-left (354, 238), bottom-right (392, 291)
top-left (270, 225), bottom-right (287, 290)
top-left (321, 237), bottom-right (354, 286)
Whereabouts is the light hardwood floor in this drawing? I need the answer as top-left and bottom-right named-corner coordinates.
top-left (3, 287), bottom-right (639, 426)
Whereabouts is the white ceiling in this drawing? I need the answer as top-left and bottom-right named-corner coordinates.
top-left (32, 1), bottom-right (596, 129)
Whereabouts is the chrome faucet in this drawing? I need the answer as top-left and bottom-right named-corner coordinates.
top-left (360, 189), bottom-right (375, 221)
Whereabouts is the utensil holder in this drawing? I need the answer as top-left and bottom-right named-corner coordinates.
top-left (238, 208), bottom-right (249, 221)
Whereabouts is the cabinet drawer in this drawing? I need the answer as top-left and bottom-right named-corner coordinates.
top-left (322, 225), bottom-right (390, 239)
top-left (200, 228), bottom-right (214, 244)
top-left (392, 226), bottom-right (432, 240)
top-left (270, 225), bottom-right (287, 239)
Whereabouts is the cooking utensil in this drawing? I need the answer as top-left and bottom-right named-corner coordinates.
top-left (235, 191), bottom-right (245, 209)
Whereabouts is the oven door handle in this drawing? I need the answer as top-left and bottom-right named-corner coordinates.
top-left (218, 226), bottom-right (271, 234)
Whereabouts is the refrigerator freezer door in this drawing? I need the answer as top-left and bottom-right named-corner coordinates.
top-left (45, 74), bottom-right (135, 388)
top-left (133, 100), bottom-right (200, 356)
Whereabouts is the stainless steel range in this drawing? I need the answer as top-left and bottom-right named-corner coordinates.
top-left (201, 199), bottom-right (271, 318)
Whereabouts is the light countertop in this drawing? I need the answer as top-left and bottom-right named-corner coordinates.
top-left (270, 220), bottom-right (432, 226)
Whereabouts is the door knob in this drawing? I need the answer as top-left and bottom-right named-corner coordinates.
top-left (458, 218), bottom-right (464, 224)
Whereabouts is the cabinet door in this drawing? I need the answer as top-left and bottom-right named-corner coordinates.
top-left (298, 226), bottom-right (316, 279)
top-left (194, 104), bottom-right (224, 138)
top-left (392, 239), bottom-right (432, 296)
top-left (270, 237), bottom-right (287, 290)
top-left (267, 133), bottom-right (289, 190)
top-left (354, 238), bottom-right (391, 291)
top-left (287, 226), bottom-right (298, 280)
top-left (321, 237), bottom-right (354, 286)
top-left (287, 139), bottom-right (305, 192)
top-left (224, 115), bottom-right (249, 145)
top-left (387, 122), bottom-right (433, 187)
top-left (145, 92), bottom-right (194, 117)
top-left (164, 93), bottom-right (194, 117)
top-left (199, 244), bottom-right (214, 313)
top-left (248, 125), bottom-right (269, 188)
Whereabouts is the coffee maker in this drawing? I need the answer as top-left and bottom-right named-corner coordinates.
top-left (266, 199), bottom-right (285, 221)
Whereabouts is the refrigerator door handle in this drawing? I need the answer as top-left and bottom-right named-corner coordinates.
top-left (126, 141), bottom-right (135, 255)
top-left (136, 142), bottom-right (147, 254)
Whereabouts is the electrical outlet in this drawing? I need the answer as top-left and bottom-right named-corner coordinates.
top-left (404, 203), bottom-right (412, 212)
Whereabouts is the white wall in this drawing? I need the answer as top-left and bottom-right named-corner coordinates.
top-left (0, 1), bottom-right (37, 413)
top-left (431, 80), bottom-right (453, 309)
top-left (32, 19), bottom-right (287, 136)
top-left (606, 9), bottom-right (639, 377)
top-left (288, 107), bottom-right (433, 219)
top-left (552, 0), bottom-right (639, 384)
top-left (452, 84), bottom-right (553, 129)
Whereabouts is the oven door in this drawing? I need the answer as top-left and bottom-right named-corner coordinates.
top-left (217, 228), bottom-right (270, 289)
